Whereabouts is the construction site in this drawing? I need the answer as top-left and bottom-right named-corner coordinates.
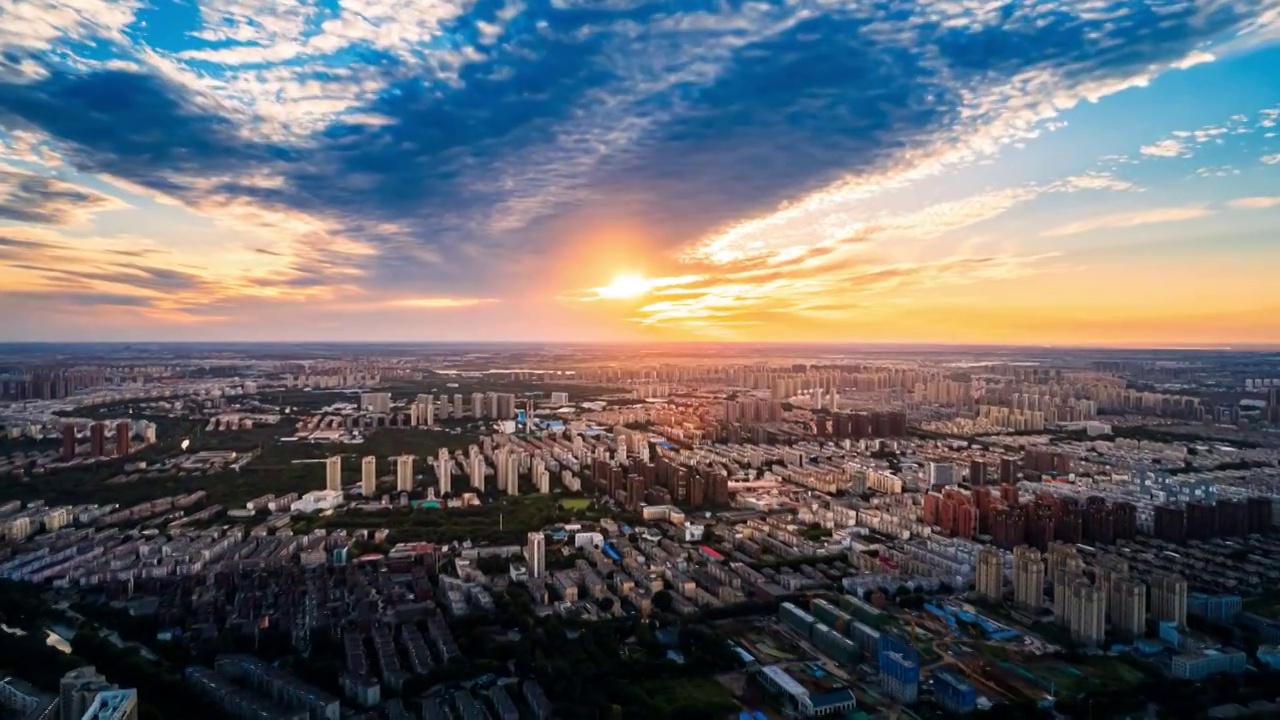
top-left (716, 593), bottom-right (1152, 717)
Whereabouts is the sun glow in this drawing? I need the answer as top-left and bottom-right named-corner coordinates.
top-left (594, 273), bottom-right (654, 300)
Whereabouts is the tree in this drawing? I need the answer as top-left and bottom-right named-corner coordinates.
top-left (652, 590), bottom-right (674, 614)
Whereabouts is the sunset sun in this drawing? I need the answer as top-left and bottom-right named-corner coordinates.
top-left (594, 274), bottom-right (652, 300)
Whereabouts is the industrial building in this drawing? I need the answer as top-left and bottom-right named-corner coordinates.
top-left (1170, 648), bottom-right (1247, 680)
top-left (933, 669), bottom-right (977, 714)
top-left (756, 665), bottom-right (857, 717)
top-left (878, 651), bottom-right (919, 703)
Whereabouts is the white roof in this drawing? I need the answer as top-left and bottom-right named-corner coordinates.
top-left (761, 665), bottom-right (809, 699)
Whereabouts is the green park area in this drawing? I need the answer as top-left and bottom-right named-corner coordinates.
top-left (0, 411), bottom-right (491, 508)
top-left (627, 676), bottom-right (740, 718)
top-left (3, 373), bottom-right (630, 513)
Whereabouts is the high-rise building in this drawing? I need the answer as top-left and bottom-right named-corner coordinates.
top-left (532, 458), bottom-right (550, 493)
top-left (1152, 573), bottom-right (1188, 629)
top-left (89, 423), bottom-right (106, 458)
top-left (61, 424), bottom-right (77, 461)
top-left (469, 453), bottom-right (486, 490)
top-left (526, 531), bottom-right (546, 579)
top-left (471, 392), bottom-right (486, 418)
top-left (359, 392), bottom-right (391, 414)
top-left (1069, 580), bottom-right (1106, 647)
top-left (59, 666), bottom-right (136, 720)
top-left (998, 457), bottom-right (1019, 484)
top-left (975, 547), bottom-right (1003, 602)
top-left (361, 456), bottom-right (376, 496)
top-left (1094, 555), bottom-right (1129, 622)
top-left (504, 452), bottom-right (520, 496)
top-left (325, 456), bottom-right (342, 492)
top-left (437, 448), bottom-right (452, 495)
top-left (968, 460), bottom-right (988, 486)
top-left (416, 394), bottom-right (435, 426)
top-left (1112, 577), bottom-right (1147, 638)
top-left (396, 455), bottom-right (414, 492)
top-left (81, 689), bottom-right (138, 720)
top-left (1047, 542), bottom-right (1083, 619)
top-left (927, 462), bottom-right (957, 487)
top-left (114, 421), bottom-right (131, 456)
top-left (490, 393), bottom-right (516, 420)
top-left (1154, 505), bottom-right (1187, 544)
top-left (1012, 545), bottom-right (1045, 610)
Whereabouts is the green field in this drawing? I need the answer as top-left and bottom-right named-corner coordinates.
top-left (629, 676), bottom-right (740, 718)
top-left (559, 498), bottom-right (593, 511)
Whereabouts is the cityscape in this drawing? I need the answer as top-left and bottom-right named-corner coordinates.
top-left (3, 0), bottom-right (1280, 720)
top-left (0, 344), bottom-right (1279, 720)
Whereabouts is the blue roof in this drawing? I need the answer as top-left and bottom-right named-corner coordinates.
top-left (810, 688), bottom-right (857, 709)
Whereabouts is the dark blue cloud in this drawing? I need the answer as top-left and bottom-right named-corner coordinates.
top-left (600, 11), bottom-right (958, 236)
top-left (0, 0), bottom-right (1271, 288)
top-left (0, 168), bottom-right (119, 225)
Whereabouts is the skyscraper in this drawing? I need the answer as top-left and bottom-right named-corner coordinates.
top-left (81, 689), bottom-right (138, 720)
top-left (1047, 542), bottom-right (1083, 619)
top-left (361, 456), bottom-right (376, 496)
top-left (89, 422), bottom-right (106, 458)
top-left (975, 547), bottom-right (1003, 602)
top-left (526, 531), bottom-right (546, 579)
top-left (416, 394), bottom-right (435, 426)
top-left (469, 453), bottom-right (486, 490)
top-left (532, 457), bottom-right (550, 493)
top-left (1112, 577), bottom-right (1147, 638)
top-left (1093, 555), bottom-right (1128, 619)
top-left (1012, 545), bottom-right (1045, 610)
top-left (1069, 580), bottom-right (1106, 647)
top-left (396, 455), bottom-right (415, 492)
top-left (968, 460), bottom-right (988, 486)
top-left (1152, 573), bottom-right (1188, 628)
top-left (114, 420), bottom-right (131, 456)
top-left (437, 448), bottom-right (452, 495)
top-left (60, 666), bottom-right (134, 720)
top-left (505, 452), bottom-right (520, 496)
top-left (61, 424), bottom-right (76, 461)
top-left (325, 456), bottom-right (342, 492)
top-left (359, 392), bottom-right (391, 414)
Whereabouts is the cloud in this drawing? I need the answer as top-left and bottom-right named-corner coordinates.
top-left (1134, 103), bottom-right (1280, 163)
top-left (1194, 165), bottom-right (1239, 177)
top-left (1139, 139), bottom-right (1189, 158)
top-left (1228, 196), bottom-right (1280, 209)
top-left (1053, 173), bottom-right (1140, 193)
top-left (0, 169), bottom-right (126, 225)
top-left (0, 0), bottom-right (141, 54)
top-left (570, 186), bottom-right (1067, 336)
top-left (385, 297), bottom-right (498, 309)
top-left (1041, 206), bottom-right (1214, 237)
top-left (2, 3), bottom-right (1271, 261)
top-left (0, 0), bottom-right (1276, 337)
top-left (1263, 154), bottom-right (1280, 164)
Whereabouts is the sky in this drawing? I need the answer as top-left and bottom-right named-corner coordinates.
top-left (1, 0), bottom-right (1279, 346)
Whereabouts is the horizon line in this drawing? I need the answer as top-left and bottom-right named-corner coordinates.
top-left (1, 339), bottom-right (1279, 352)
